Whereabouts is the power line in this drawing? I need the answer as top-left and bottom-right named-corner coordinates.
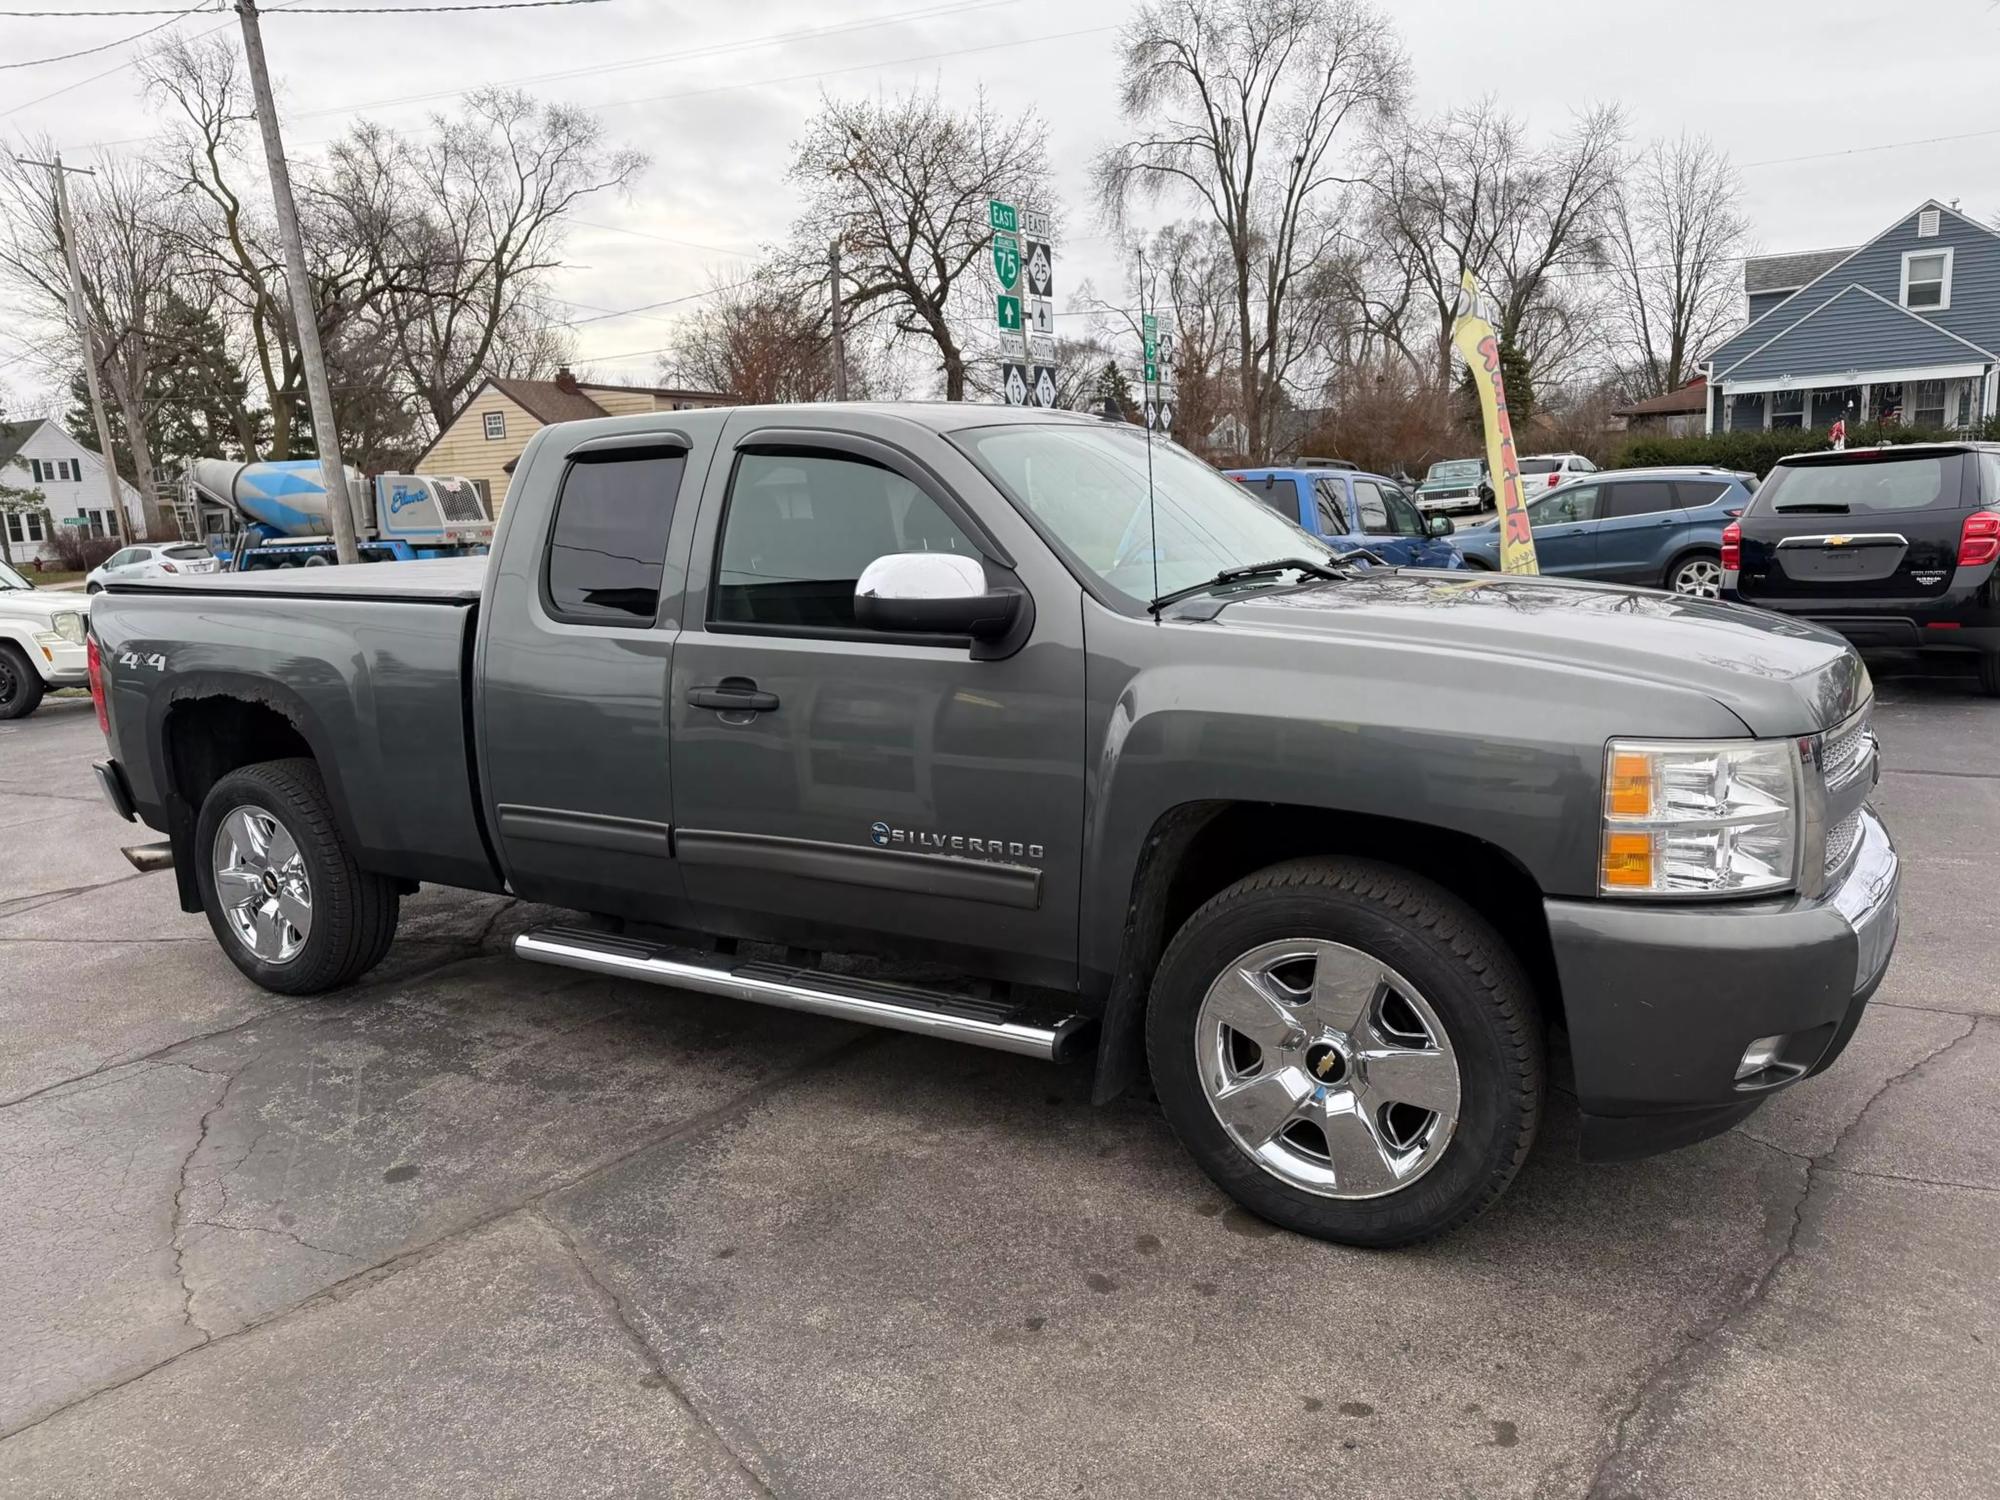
top-left (257, 0), bottom-right (614, 10)
top-left (563, 277), bottom-right (760, 329)
top-left (1739, 126), bottom-right (2000, 170)
top-left (0, 3), bottom-right (211, 70)
top-left (0, 0), bottom-right (297, 119)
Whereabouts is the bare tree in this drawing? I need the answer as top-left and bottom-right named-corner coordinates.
top-left (665, 271), bottom-right (850, 404)
top-left (1096, 0), bottom-right (1405, 458)
top-left (1604, 134), bottom-right (1750, 397)
top-left (356, 92), bottom-right (645, 429)
top-left (0, 147), bottom-right (176, 534)
top-left (791, 85), bottom-right (1052, 401)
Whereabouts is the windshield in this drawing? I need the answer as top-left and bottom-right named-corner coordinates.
top-left (1426, 460), bottom-right (1481, 483)
top-left (1753, 452), bottom-right (1961, 514)
top-left (958, 422), bottom-right (1331, 607)
top-left (0, 561), bottom-right (31, 591)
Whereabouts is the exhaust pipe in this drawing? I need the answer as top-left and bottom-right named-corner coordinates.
top-left (121, 841), bottom-right (174, 873)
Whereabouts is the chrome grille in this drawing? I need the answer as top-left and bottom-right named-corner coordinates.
top-left (434, 480), bottom-right (488, 523)
top-left (1821, 707), bottom-right (1875, 793)
top-left (1825, 810), bottom-right (1862, 874)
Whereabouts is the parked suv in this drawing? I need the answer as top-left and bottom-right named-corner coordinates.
top-left (85, 541), bottom-right (220, 593)
top-left (1516, 452), bottom-right (1598, 494)
top-left (1725, 442), bottom-right (2000, 694)
top-left (0, 558), bottom-right (88, 720)
top-left (1457, 467), bottom-right (1755, 595)
top-left (1415, 458), bottom-right (1492, 515)
top-left (1226, 466), bottom-right (1464, 569)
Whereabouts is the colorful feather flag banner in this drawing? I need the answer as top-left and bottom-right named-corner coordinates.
top-left (1451, 273), bottom-right (1539, 576)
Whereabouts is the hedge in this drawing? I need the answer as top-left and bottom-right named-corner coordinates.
top-left (1610, 417), bottom-right (2000, 477)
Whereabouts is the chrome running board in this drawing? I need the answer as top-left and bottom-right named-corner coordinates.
top-left (514, 926), bottom-right (1092, 1062)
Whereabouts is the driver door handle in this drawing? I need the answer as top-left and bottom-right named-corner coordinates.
top-left (687, 678), bottom-right (780, 713)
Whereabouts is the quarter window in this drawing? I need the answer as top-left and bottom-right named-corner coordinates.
top-left (1671, 481), bottom-right (1732, 509)
top-left (712, 450), bottom-right (979, 633)
top-left (543, 449), bottom-right (686, 623)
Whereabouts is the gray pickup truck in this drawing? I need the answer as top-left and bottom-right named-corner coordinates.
top-left (87, 404), bottom-right (1899, 1246)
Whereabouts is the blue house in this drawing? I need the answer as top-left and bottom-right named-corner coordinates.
top-left (1704, 201), bottom-right (2000, 435)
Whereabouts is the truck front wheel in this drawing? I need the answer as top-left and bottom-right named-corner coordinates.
top-left (1146, 857), bottom-right (1543, 1247)
top-left (194, 758), bottom-right (399, 995)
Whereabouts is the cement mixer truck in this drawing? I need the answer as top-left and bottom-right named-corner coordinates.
top-left (180, 459), bottom-right (495, 571)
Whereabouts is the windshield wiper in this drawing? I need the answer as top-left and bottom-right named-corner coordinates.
top-left (1149, 557), bottom-right (1342, 614)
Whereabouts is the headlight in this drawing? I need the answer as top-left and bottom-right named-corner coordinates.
top-left (51, 612), bottom-right (85, 645)
top-left (1600, 738), bottom-right (1801, 897)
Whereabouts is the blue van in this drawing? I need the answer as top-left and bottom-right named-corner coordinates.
top-left (1225, 467), bottom-right (1466, 569)
top-left (1453, 467), bottom-right (1755, 596)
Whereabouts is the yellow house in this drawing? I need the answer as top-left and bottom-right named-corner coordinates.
top-left (418, 367), bottom-right (730, 509)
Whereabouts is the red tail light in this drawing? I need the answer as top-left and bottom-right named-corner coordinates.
top-left (1547, 473), bottom-right (1560, 487)
top-left (161, 561), bottom-right (178, 573)
top-left (1959, 511), bottom-right (2000, 567)
top-left (1721, 521), bottom-right (1741, 571)
top-left (87, 633), bottom-right (108, 736)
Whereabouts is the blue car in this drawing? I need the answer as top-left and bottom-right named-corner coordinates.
top-left (1225, 466), bottom-right (1466, 569)
top-left (1453, 466), bottom-right (1756, 597)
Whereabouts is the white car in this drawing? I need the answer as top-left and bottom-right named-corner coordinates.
top-left (0, 559), bottom-right (90, 720)
top-left (85, 541), bottom-right (220, 593)
top-left (1513, 452), bottom-right (1597, 496)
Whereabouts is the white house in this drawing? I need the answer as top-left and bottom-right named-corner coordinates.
top-left (0, 418), bottom-right (146, 568)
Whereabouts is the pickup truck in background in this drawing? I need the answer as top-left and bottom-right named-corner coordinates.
top-left (88, 403), bottom-right (1900, 1246)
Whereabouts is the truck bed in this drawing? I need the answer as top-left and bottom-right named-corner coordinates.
top-left (107, 555), bottom-right (486, 602)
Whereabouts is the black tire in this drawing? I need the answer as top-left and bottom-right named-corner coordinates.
top-left (0, 642), bottom-right (46, 720)
top-left (1979, 654), bottom-right (2000, 699)
top-left (1461, 555), bottom-right (1494, 571)
top-left (194, 757), bottom-right (399, 995)
top-left (86, 582), bottom-right (104, 595)
top-left (1145, 857), bottom-right (1543, 1247)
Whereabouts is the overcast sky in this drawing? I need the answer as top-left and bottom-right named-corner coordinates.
top-left (3, 0), bottom-right (1998, 407)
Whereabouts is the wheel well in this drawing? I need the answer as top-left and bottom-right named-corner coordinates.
top-left (159, 695), bottom-right (316, 910)
top-left (1665, 543), bottom-right (1720, 577)
top-left (1461, 555), bottom-right (1494, 570)
top-left (163, 695), bottom-right (315, 816)
top-left (1093, 801), bottom-right (1564, 1102)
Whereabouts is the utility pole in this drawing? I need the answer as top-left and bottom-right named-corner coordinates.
top-left (236, 0), bottom-right (360, 565)
top-left (828, 237), bottom-right (849, 402)
top-left (16, 154), bottom-right (141, 540)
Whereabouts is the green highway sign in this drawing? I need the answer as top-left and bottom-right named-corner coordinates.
top-left (1144, 361), bottom-right (1158, 383)
top-left (992, 232), bottom-right (1021, 292)
top-left (989, 200), bottom-right (1018, 234)
top-left (996, 294), bottom-right (1022, 332)
top-left (1142, 312), bottom-right (1158, 336)
top-left (1143, 336), bottom-right (1158, 361)
top-left (62, 516), bottom-right (89, 528)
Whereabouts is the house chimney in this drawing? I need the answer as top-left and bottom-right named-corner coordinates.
top-left (554, 365), bottom-right (579, 394)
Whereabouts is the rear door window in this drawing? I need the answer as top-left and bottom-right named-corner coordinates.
top-left (544, 448), bottom-right (687, 624)
top-left (1602, 481), bottom-right (1675, 518)
top-left (1314, 479), bottom-right (1349, 534)
top-left (712, 450), bottom-right (979, 632)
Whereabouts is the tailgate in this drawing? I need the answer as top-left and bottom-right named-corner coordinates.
top-left (1737, 447), bottom-right (1970, 602)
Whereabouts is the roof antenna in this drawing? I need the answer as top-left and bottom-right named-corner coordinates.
top-left (1136, 242), bottom-right (1159, 614)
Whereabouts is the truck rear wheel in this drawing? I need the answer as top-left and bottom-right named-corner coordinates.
top-left (194, 758), bottom-right (399, 995)
top-left (1146, 857), bottom-right (1543, 1247)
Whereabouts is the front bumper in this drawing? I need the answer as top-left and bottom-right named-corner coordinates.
top-left (1546, 807), bottom-right (1899, 1162)
top-left (34, 637), bottom-right (88, 686)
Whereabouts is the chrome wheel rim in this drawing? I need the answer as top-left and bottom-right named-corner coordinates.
top-left (1673, 559), bottom-right (1723, 597)
top-left (212, 806), bottom-right (313, 965)
top-left (1195, 939), bottom-right (1461, 1199)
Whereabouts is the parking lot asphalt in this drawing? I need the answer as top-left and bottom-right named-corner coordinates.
top-left (3, 674), bottom-right (1997, 1499)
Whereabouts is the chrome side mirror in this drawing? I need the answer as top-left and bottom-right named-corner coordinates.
top-left (854, 552), bottom-right (1028, 654)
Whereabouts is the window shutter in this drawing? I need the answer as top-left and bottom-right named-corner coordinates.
top-left (1918, 208), bottom-right (1941, 238)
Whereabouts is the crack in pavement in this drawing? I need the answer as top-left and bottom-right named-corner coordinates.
top-left (0, 1029), bottom-right (883, 1448)
top-left (528, 1207), bottom-right (783, 1499)
top-left (0, 870), bottom-right (149, 922)
top-left (1582, 1015), bottom-right (1980, 1499)
top-left (167, 1069), bottom-right (241, 1342)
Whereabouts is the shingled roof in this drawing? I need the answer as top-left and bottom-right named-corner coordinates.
top-left (0, 418), bottom-right (45, 469)
top-left (487, 376), bottom-right (609, 426)
top-left (1744, 248), bottom-right (1854, 294)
